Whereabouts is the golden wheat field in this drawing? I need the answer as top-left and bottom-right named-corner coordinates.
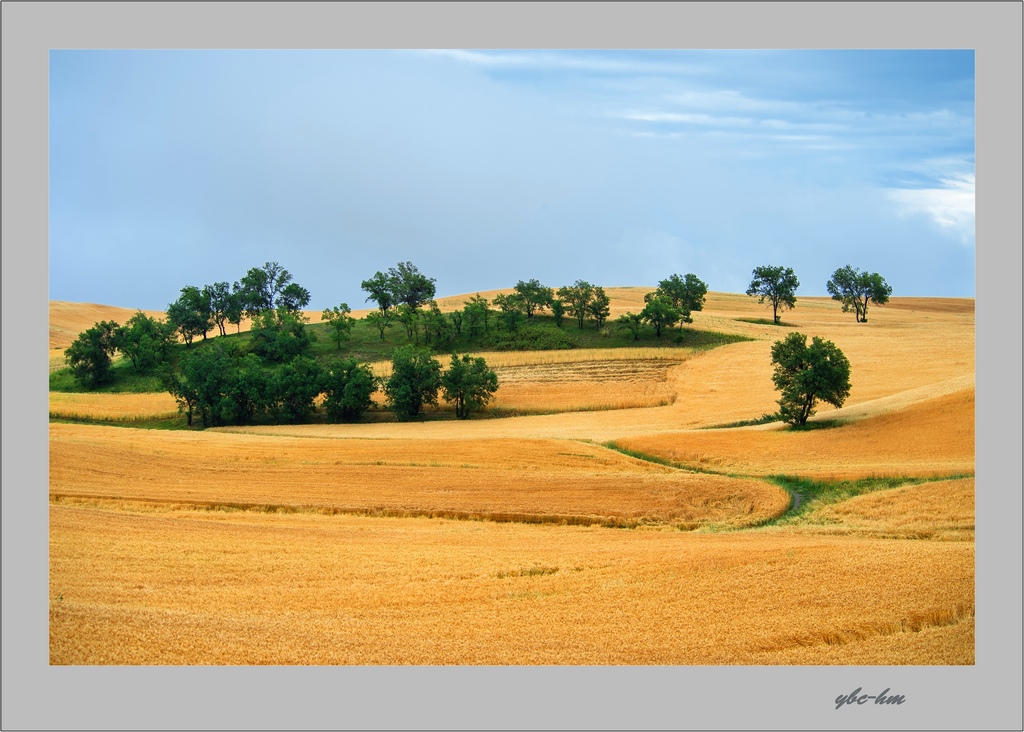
top-left (48, 292), bottom-right (975, 665)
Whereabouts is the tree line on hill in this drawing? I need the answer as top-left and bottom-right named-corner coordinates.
top-left (61, 258), bottom-right (889, 427)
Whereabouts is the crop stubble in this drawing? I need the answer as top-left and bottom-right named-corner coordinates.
top-left (49, 505), bottom-right (973, 665)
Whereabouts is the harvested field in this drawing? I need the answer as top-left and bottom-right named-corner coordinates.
top-left (801, 477), bottom-right (975, 540)
top-left (49, 505), bottom-right (973, 665)
top-left (617, 389), bottom-right (975, 480)
top-left (491, 360), bottom-right (677, 412)
top-left (49, 391), bottom-right (179, 421)
top-left (50, 423), bottom-right (790, 528)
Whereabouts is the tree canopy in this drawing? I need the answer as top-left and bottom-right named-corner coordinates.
top-left (656, 273), bottom-right (708, 324)
top-left (441, 353), bottom-right (499, 419)
top-left (384, 345), bottom-right (442, 421)
top-left (558, 280), bottom-right (595, 329)
top-left (746, 265), bottom-right (799, 324)
top-left (166, 286), bottom-right (212, 346)
top-left (65, 320), bottom-right (119, 387)
top-left (361, 261), bottom-right (437, 316)
top-left (640, 293), bottom-right (680, 337)
top-left (770, 331), bottom-right (851, 426)
top-left (826, 265), bottom-right (892, 322)
top-left (513, 279), bottom-right (554, 319)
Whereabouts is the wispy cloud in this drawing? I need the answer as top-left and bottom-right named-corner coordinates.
top-left (887, 173), bottom-right (975, 245)
top-left (415, 49), bottom-right (707, 75)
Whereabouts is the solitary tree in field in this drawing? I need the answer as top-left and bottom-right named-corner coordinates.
top-left (826, 265), bottom-right (892, 322)
top-left (441, 353), bottom-right (499, 419)
top-left (746, 265), bottom-right (800, 324)
top-left (770, 331), bottom-right (851, 426)
top-left (385, 345), bottom-right (442, 421)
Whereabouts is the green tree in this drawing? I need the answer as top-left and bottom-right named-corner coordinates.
top-left (558, 280), bottom-right (595, 329)
top-left (278, 282), bottom-right (312, 313)
top-left (441, 353), bottom-right (499, 419)
top-left (161, 364), bottom-right (199, 427)
top-left (167, 286), bottom-right (213, 346)
top-left (770, 332), bottom-right (851, 426)
top-left (448, 308), bottom-right (464, 337)
top-left (587, 286), bottom-right (611, 329)
top-left (550, 297), bottom-right (566, 327)
top-left (65, 320), bottom-right (119, 387)
top-left (238, 261), bottom-right (296, 317)
top-left (223, 353), bottom-right (271, 426)
top-left (746, 265), bottom-right (799, 325)
top-left (397, 303), bottom-right (422, 343)
top-left (204, 281), bottom-right (233, 336)
top-left (640, 293), bottom-right (680, 337)
top-left (657, 273), bottom-right (708, 324)
top-left (322, 359), bottom-right (377, 422)
top-left (365, 311), bottom-right (394, 342)
top-left (826, 265), bottom-right (893, 323)
top-left (389, 261), bottom-right (437, 311)
top-left (424, 301), bottom-right (455, 346)
top-left (175, 342), bottom-right (234, 427)
top-left (321, 303), bottom-right (355, 350)
top-left (617, 312), bottom-right (643, 341)
top-left (249, 308), bottom-right (314, 363)
top-left (463, 295), bottom-right (491, 338)
top-left (385, 345), bottom-right (442, 421)
top-left (225, 283), bottom-right (246, 334)
top-left (513, 279), bottom-right (554, 319)
top-left (268, 355), bottom-right (322, 424)
top-left (361, 271), bottom-right (397, 316)
top-left (112, 312), bottom-right (172, 372)
top-left (493, 292), bottom-right (526, 332)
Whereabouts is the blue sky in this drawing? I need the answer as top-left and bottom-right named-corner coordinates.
top-left (49, 49), bottom-right (975, 311)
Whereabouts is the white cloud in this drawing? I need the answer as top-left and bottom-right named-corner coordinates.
top-left (887, 173), bottom-right (975, 244)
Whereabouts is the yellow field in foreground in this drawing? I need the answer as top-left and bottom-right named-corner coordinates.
top-left (49, 505), bottom-right (973, 665)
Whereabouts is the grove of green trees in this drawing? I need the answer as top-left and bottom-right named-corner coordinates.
top-left (58, 258), bottom-right (892, 428)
